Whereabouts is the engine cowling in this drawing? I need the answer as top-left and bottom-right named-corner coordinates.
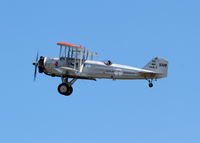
top-left (38, 56), bottom-right (45, 73)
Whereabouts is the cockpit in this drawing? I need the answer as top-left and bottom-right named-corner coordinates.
top-left (104, 60), bottom-right (112, 66)
top-left (57, 42), bottom-right (98, 70)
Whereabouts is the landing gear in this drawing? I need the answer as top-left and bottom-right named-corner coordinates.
top-left (147, 79), bottom-right (154, 88)
top-left (148, 82), bottom-right (153, 88)
top-left (58, 83), bottom-right (73, 96)
top-left (57, 78), bottom-right (77, 96)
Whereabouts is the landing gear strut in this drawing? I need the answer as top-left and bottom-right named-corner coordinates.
top-left (57, 78), bottom-right (77, 96)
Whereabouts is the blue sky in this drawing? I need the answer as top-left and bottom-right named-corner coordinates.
top-left (1, 0), bottom-right (200, 142)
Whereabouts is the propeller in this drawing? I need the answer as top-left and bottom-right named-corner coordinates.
top-left (33, 51), bottom-right (39, 81)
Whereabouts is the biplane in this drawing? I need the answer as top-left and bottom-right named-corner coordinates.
top-left (33, 42), bottom-right (168, 96)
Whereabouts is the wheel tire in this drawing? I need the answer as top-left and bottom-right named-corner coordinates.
top-left (58, 83), bottom-right (73, 96)
top-left (149, 83), bottom-right (153, 88)
top-left (66, 86), bottom-right (73, 96)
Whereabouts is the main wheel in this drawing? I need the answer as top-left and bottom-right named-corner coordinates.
top-left (57, 83), bottom-right (73, 96)
top-left (149, 83), bottom-right (153, 88)
top-left (66, 86), bottom-right (73, 95)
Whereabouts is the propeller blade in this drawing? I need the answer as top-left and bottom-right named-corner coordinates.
top-left (34, 64), bottom-right (37, 81)
top-left (33, 50), bottom-right (39, 81)
top-left (36, 50), bottom-right (39, 62)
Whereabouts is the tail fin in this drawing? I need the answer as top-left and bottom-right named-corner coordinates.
top-left (143, 57), bottom-right (168, 78)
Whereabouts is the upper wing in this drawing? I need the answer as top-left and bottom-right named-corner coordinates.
top-left (57, 42), bottom-right (83, 49)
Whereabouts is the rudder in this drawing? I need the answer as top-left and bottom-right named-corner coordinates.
top-left (143, 57), bottom-right (168, 78)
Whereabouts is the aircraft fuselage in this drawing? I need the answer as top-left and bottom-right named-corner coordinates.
top-left (43, 57), bottom-right (165, 80)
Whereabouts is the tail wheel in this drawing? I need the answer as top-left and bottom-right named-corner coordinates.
top-left (148, 83), bottom-right (153, 88)
top-left (58, 83), bottom-right (73, 96)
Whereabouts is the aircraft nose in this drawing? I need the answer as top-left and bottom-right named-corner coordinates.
top-left (38, 56), bottom-right (45, 73)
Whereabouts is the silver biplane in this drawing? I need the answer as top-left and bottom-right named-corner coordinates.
top-left (33, 42), bottom-right (168, 96)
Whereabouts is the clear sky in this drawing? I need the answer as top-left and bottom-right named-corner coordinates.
top-left (0, 0), bottom-right (200, 142)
